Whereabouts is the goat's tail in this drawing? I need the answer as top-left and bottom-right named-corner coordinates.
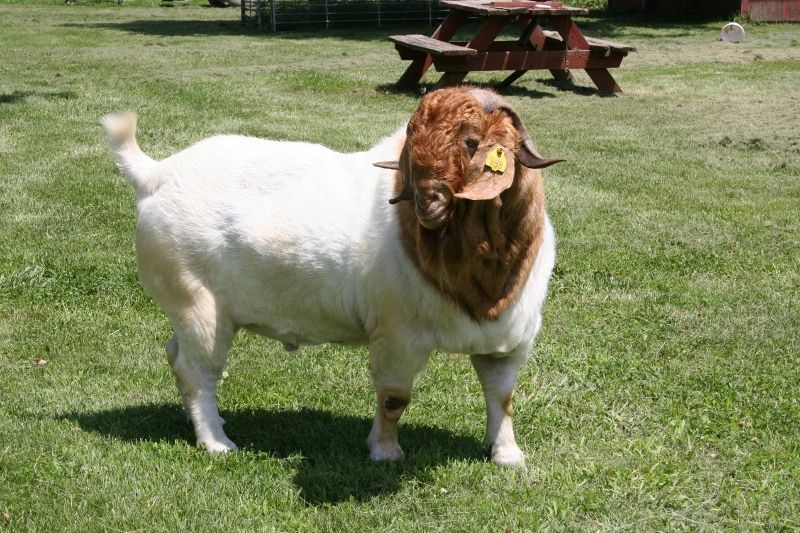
top-left (100, 112), bottom-right (160, 196)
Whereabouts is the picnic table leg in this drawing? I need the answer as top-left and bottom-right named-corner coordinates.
top-left (497, 69), bottom-right (528, 90)
top-left (396, 53), bottom-right (435, 91)
top-left (395, 10), bottom-right (467, 90)
top-left (551, 15), bottom-right (622, 94)
top-left (498, 17), bottom-right (539, 90)
top-left (433, 15), bottom-right (508, 89)
top-left (433, 72), bottom-right (470, 90)
top-left (499, 18), bottom-right (572, 91)
top-left (535, 27), bottom-right (572, 82)
top-left (550, 15), bottom-right (590, 49)
top-left (585, 68), bottom-right (622, 94)
top-left (530, 23), bottom-right (573, 84)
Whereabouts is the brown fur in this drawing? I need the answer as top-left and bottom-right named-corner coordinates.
top-left (374, 388), bottom-right (410, 449)
top-left (502, 394), bottom-right (514, 418)
top-left (395, 88), bottom-right (547, 321)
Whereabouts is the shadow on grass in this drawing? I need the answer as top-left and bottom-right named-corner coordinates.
top-left (522, 77), bottom-right (616, 97)
top-left (0, 90), bottom-right (78, 105)
top-left (62, 12), bottom-right (726, 41)
top-left (505, 78), bottom-right (606, 97)
top-left (64, 403), bottom-right (483, 504)
top-left (60, 20), bottom-right (424, 41)
top-left (375, 80), bottom-right (560, 98)
top-left (61, 20), bottom-right (251, 37)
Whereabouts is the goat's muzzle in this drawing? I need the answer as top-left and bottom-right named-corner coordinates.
top-left (415, 189), bottom-right (451, 230)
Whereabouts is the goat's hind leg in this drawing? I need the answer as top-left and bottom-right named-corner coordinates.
top-left (166, 335), bottom-right (190, 424)
top-left (166, 294), bottom-right (237, 453)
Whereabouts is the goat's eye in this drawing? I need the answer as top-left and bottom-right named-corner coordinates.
top-left (465, 138), bottom-right (479, 155)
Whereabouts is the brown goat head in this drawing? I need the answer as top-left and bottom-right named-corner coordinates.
top-left (376, 87), bottom-right (563, 230)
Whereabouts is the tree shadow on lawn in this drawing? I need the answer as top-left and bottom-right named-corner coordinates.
top-left (63, 13), bottom-right (724, 41)
top-left (65, 403), bottom-right (483, 504)
top-left (61, 20), bottom-right (418, 41)
top-left (61, 20), bottom-right (254, 37)
top-left (0, 90), bottom-right (78, 105)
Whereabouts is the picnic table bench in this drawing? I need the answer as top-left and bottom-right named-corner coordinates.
top-left (390, 0), bottom-right (635, 94)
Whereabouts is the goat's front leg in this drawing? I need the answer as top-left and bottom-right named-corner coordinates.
top-left (367, 339), bottom-right (430, 462)
top-left (471, 347), bottom-right (528, 467)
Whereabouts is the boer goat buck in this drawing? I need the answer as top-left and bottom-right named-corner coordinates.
top-left (102, 88), bottom-right (562, 466)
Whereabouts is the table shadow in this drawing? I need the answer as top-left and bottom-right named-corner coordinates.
top-left (376, 81), bottom-right (557, 99)
top-left (62, 403), bottom-right (483, 504)
top-left (521, 77), bottom-right (616, 97)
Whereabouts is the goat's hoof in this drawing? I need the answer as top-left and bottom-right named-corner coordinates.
top-left (198, 437), bottom-right (238, 453)
top-left (368, 441), bottom-right (405, 462)
top-left (488, 444), bottom-right (525, 468)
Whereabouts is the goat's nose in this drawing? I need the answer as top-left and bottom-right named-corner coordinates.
top-left (415, 190), bottom-right (444, 212)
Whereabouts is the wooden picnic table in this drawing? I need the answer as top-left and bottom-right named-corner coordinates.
top-left (390, 0), bottom-right (635, 94)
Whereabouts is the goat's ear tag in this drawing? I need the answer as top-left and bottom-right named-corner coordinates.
top-left (456, 144), bottom-right (515, 201)
top-left (484, 146), bottom-right (507, 173)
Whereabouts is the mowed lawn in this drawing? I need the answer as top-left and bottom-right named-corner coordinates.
top-left (1, 1), bottom-right (799, 530)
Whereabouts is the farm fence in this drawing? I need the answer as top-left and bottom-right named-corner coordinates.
top-left (241, 0), bottom-right (450, 30)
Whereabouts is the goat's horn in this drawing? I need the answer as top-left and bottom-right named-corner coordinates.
top-left (374, 160), bottom-right (410, 203)
top-left (467, 89), bottom-right (565, 169)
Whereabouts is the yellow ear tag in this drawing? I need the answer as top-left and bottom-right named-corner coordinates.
top-left (484, 146), bottom-right (507, 173)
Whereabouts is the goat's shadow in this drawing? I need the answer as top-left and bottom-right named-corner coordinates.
top-left (64, 403), bottom-right (482, 504)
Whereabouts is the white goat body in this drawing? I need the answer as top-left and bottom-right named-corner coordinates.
top-left (103, 95), bottom-right (556, 465)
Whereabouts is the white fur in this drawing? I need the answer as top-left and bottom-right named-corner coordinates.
top-left (102, 113), bottom-right (555, 465)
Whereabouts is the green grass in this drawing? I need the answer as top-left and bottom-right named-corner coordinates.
top-left (1, 2), bottom-right (799, 530)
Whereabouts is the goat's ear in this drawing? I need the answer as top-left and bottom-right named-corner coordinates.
top-left (389, 186), bottom-right (413, 204)
top-left (373, 161), bottom-right (400, 170)
top-left (467, 88), bottom-right (565, 169)
top-left (455, 143), bottom-right (515, 201)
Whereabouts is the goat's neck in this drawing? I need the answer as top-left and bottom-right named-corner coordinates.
top-left (397, 169), bottom-right (546, 321)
